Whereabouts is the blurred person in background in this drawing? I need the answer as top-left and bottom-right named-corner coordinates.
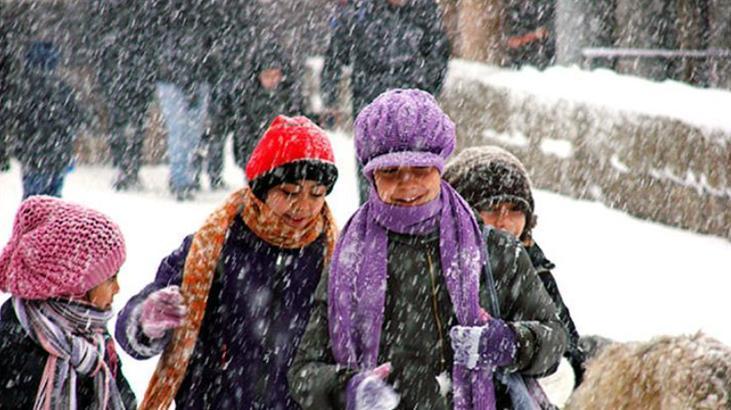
top-left (321, 0), bottom-right (451, 203)
top-left (504, 0), bottom-right (556, 69)
top-left (93, 1), bottom-right (156, 191)
top-left (148, 1), bottom-right (214, 201)
top-left (233, 42), bottom-right (308, 174)
top-left (7, 41), bottom-right (83, 199)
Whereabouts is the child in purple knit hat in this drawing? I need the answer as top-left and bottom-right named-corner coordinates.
top-left (289, 89), bottom-right (567, 410)
top-left (0, 196), bottom-right (137, 409)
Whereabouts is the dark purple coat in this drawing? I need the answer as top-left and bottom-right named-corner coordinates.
top-left (116, 215), bottom-right (326, 410)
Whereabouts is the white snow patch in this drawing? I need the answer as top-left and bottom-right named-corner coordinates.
top-left (588, 184), bottom-right (605, 201)
top-left (435, 371), bottom-right (452, 398)
top-left (649, 167), bottom-right (731, 198)
top-left (482, 129), bottom-right (530, 147)
top-left (610, 154), bottom-right (630, 174)
top-left (540, 138), bottom-right (573, 158)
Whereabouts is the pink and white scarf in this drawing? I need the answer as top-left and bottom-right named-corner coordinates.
top-left (13, 298), bottom-right (126, 410)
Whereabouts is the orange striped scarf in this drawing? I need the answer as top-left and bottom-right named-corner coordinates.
top-left (139, 187), bottom-right (336, 410)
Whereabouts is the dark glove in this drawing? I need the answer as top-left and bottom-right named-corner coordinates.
top-left (569, 346), bottom-right (586, 388)
top-left (450, 319), bottom-right (518, 370)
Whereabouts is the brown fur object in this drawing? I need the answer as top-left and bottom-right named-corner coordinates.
top-left (565, 332), bottom-right (731, 410)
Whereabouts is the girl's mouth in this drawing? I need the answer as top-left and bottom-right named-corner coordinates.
top-left (284, 214), bottom-right (310, 228)
top-left (392, 192), bottom-right (427, 206)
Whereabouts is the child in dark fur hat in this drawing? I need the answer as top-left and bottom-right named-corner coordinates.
top-left (444, 145), bottom-right (586, 389)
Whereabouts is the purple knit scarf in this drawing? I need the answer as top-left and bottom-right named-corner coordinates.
top-left (328, 180), bottom-right (496, 410)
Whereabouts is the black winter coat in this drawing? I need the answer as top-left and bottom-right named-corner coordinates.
top-left (289, 228), bottom-right (567, 409)
top-left (147, 1), bottom-right (217, 90)
top-left (91, 0), bottom-right (156, 119)
top-left (321, 0), bottom-right (450, 116)
top-left (8, 72), bottom-right (82, 174)
top-left (527, 242), bottom-right (585, 386)
top-left (0, 300), bottom-right (137, 409)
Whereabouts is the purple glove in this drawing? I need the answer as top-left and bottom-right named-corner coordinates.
top-left (347, 363), bottom-right (400, 410)
top-left (139, 285), bottom-right (187, 339)
top-left (450, 318), bottom-right (518, 370)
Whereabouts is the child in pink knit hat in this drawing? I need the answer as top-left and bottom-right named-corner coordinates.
top-left (0, 196), bottom-right (137, 409)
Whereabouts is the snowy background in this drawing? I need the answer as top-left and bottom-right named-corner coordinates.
top-left (1, 130), bottom-right (730, 406)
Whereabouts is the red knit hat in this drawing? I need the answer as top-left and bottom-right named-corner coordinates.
top-left (246, 115), bottom-right (338, 198)
top-left (0, 196), bottom-right (126, 300)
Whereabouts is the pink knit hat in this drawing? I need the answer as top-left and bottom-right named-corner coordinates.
top-left (0, 196), bottom-right (126, 300)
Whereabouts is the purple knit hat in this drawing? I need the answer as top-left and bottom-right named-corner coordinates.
top-left (354, 89), bottom-right (456, 177)
top-left (0, 196), bottom-right (126, 300)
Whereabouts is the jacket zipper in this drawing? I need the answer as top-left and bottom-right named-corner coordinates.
top-left (427, 252), bottom-right (452, 406)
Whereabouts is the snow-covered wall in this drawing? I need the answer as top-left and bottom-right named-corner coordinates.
top-left (440, 60), bottom-right (730, 239)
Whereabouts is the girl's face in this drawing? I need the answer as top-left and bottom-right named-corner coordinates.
top-left (86, 273), bottom-right (120, 310)
top-left (265, 180), bottom-right (327, 229)
top-left (479, 202), bottom-right (527, 239)
top-left (373, 166), bottom-right (441, 207)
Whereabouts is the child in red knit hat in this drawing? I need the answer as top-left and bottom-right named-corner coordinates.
top-left (0, 196), bottom-right (137, 409)
top-left (116, 115), bottom-right (339, 409)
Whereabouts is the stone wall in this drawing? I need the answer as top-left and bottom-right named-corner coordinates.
top-left (440, 61), bottom-right (730, 239)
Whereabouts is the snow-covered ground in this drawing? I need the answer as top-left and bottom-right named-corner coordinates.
top-left (1, 132), bottom-right (729, 407)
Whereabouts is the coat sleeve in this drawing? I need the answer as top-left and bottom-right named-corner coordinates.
top-left (114, 236), bottom-right (193, 360)
top-left (0, 308), bottom-right (44, 408)
top-left (484, 231), bottom-right (568, 376)
top-left (537, 270), bottom-right (585, 381)
top-left (320, 5), bottom-right (355, 108)
top-left (288, 269), bottom-right (355, 410)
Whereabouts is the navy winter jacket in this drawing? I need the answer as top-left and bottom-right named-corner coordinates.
top-left (116, 215), bottom-right (327, 410)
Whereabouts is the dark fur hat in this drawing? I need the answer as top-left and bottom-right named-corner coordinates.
top-left (444, 145), bottom-right (536, 242)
